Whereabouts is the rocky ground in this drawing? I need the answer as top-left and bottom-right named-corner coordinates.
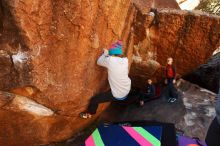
top-left (48, 79), bottom-right (217, 146)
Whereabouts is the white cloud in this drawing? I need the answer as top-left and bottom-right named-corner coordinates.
top-left (177, 0), bottom-right (200, 10)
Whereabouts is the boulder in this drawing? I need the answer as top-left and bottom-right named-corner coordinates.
top-left (130, 9), bottom-right (220, 88)
top-left (0, 0), bottom-right (219, 145)
top-left (184, 52), bottom-right (220, 93)
top-left (0, 0), bottom-right (134, 145)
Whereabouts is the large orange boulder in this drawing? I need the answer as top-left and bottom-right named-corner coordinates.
top-left (0, 0), bottom-right (219, 145)
top-left (0, 0), bottom-right (134, 145)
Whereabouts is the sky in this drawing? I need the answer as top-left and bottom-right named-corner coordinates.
top-left (176, 0), bottom-right (200, 10)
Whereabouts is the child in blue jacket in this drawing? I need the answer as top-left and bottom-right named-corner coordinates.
top-left (139, 79), bottom-right (155, 106)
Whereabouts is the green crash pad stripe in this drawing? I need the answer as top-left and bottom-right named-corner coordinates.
top-left (134, 127), bottom-right (161, 146)
top-left (92, 129), bottom-right (105, 146)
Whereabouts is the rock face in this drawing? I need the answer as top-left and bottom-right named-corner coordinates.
top-left (131, 8), bottom-right (220, 88)
top-left (0, 0), bottom-right (135, 145)
top-left (0, 1), bottom-right (26, 90)
top-left (0, 91), bottom-right (75, 146)
top-left (0, 0), bottom-right (219, 145)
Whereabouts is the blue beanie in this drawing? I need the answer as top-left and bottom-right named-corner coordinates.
top-left (109, 41), bottom-right (123, 55)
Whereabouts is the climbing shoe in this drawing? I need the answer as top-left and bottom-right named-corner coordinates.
top-left (168, 98), bottom-right (172, 103)
top-left (80, 112), bottom-right (92, 119)
top-left (170, 98), bottom-right (177, 103)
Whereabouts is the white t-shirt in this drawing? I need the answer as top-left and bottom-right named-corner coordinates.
top-left (97, 54), bottom-right (131, 99)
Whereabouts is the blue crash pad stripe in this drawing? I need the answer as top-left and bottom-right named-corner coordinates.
top-left (142, 126), bottom-right (162, 140)
top-left (98, 124), bottom-right (140, 146)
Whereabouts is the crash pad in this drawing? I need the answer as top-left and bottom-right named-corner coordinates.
top-left (84, 124), bottom-right (162, 146)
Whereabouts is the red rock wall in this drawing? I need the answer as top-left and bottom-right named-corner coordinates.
top-left (3, 0), bottom-right (135, 114)
top-left (0, 0), bottom-right (135, 145)
top-left (130, 9), bottom-right (220, 88)
top-left (0, 0), bottom-right (219, 145)
top-left (0, 0), bottom-right (30, 90)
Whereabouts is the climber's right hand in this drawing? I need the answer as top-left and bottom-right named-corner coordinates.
top-left (103, 48), bottom-right (109, 56)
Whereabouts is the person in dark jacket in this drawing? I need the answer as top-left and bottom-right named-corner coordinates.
top-left (165, 57), bottom-right (178, 103)
top-left (139, 79), bottom-right (156, 106)
top-left (205, 69), bottom-right (220, 146)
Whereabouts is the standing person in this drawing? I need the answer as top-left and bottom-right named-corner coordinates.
top-left (80, 40), bottom-right (131, 119)
top-left (139, 79), bottom-right (156, 106)
top-left (165, 57), bottom-right (178, 103)
top-left (205, 80), bottom-right (220, 146)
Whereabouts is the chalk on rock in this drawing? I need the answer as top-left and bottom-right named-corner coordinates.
top-left (12, 95), bottom-right (54, 116)
top-left (149, 12), bottom-right (155, 17)
top-left (12, 51), bottom-right (28, 64)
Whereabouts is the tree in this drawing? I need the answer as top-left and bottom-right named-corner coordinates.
top-left (196, 0), bottom-right (220, 15)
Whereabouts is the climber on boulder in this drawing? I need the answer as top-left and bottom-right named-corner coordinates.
top-left (165, 57), bottom-right (178, 103)
top-left (80, 40), bottom-right (132, 119)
